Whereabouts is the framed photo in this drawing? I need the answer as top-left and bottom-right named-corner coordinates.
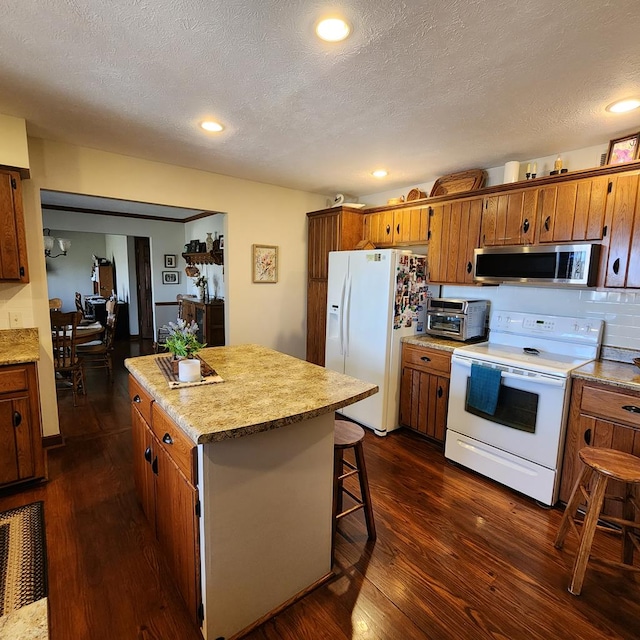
top-left (164, 254), bottom-right (176, 268)
top-left (606, 133), bottom-right (640, 165)
top-left (162, 271), bottom-right (180, 285)
top-left (252, 244), bottom-right (278, 283)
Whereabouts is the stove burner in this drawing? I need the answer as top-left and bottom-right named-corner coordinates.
top-left (523, 347), bottom-right (540, 355)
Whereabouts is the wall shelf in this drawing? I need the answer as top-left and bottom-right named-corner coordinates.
top-left (181, 250), bottom-right (223, 266)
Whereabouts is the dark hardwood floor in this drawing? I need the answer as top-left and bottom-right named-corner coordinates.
top-left (1, 340), bottom-right (639, 639)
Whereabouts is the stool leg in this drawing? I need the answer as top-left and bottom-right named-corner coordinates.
top-left (332, 448), bottom-right (343, 562)
top-left (622, 485), bottom-right (635, 566)
top-left (354, 441), bottom-right (376, 541)
top-left (555, 465), bottom-right (593, 549)
top-left (568, 472), bottom-right (608, 595)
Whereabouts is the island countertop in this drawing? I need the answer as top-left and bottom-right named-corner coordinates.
top-left (125, 344), bottom-right (378, 445)
top-left (0, 328), bottom-right (39, 365)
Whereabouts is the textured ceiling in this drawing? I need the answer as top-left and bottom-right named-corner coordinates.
top-left (2, 0), bottom-right (640, 197)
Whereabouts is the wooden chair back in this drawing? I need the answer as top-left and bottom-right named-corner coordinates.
top-left (50, 310), bottom-right (82, 370)
top-left (75, 292), bottom-right (84, 316)
top-left (49, 298), bottom-right (63, 311)
top-left (104, 302), bottom-right (119, 351)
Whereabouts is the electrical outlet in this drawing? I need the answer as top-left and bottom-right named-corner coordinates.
top-left (9, 312), bottom-right (22, 328)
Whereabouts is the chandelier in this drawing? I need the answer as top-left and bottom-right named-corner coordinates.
top-left (43, 229), bottom-right (71, 258)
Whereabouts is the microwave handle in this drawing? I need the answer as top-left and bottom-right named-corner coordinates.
top-left (452, 357), bottom-right (566, 388)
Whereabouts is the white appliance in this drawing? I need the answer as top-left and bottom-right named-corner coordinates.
top-left (445, 311), bottom-right (603, 505)
top-left (325, 249), bottom-right (427, 436)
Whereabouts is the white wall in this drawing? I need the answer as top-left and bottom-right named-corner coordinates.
top-left (0, 114), bottom-right (30, 169)
top-left (2, 135), bottom-right (326, 437)
top-left (104, 234), bottom-right (129, 302)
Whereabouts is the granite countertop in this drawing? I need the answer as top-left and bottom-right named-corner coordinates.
top-left (571, 359), bottom-right (640, 393)
top-left (125, 344), bottom-right (378, 445)
top-left (401, 334), bottom-right (486, 353)
top-left (0, 328), bottom-right (39, 365)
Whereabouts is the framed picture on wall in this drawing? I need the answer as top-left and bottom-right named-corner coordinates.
top-left (162, 271), bottom-right (180, 285)
top-left (252, 244), bottom-right (278, 283)
top-left (606, 133), bottom-right (640, 165)
top-left (164, 254), bottom-right (176, 268)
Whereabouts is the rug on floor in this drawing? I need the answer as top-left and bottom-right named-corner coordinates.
top-left (0, 502), bottom-right (47, 617)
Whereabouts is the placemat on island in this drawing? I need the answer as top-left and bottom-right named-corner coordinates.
top-left (156, 355), bottom-right (224, 389)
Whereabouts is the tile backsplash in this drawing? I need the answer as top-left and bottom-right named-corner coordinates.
top-left (440, 285), bottom-right (640, 350)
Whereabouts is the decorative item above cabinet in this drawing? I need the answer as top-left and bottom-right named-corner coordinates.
top-left (182, 250), bottom-right (223, 266)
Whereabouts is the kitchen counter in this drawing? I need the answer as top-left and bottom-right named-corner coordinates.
top-left (572, 359), bottom-right (640, 393)
top-left (0, 328), bottom-right (39, 365)
top-left (401, 334), bottom-right (485, 353)
top-left (125, 343), bottom-right (377, 445)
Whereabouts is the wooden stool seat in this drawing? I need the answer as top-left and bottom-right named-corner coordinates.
top-left (332, 420), bottom-right (376, 559)
top-left (554, 447), bottom-right (640, 595)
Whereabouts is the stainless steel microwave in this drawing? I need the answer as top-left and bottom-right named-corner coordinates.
top-left (473, 243), bottom-right (601, 287)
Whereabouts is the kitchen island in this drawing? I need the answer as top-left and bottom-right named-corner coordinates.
top-left (125, 344), bottom-right (377, 640)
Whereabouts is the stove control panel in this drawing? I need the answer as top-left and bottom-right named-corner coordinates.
top-left (492, 312), bottom-right (603, 346)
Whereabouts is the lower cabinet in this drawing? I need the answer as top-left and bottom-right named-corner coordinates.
top-left (560, 378), bottom-right (640, 519)
top-left (0, 362), bottom-right (45, 487)
top-left (399, 344), bottom-right (451, 443)
top-left (180, 299), bottom-right (225, 347)
top-left (129, 376), bottom-right (201, 626)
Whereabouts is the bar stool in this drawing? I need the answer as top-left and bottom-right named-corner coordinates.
top-left (554, 447), bottom-right (640, 595)
top-left (333, 420), bottom-right (376, 558)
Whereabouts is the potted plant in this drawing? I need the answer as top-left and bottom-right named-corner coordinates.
top-left (163, 319), bottom-right (206, 380)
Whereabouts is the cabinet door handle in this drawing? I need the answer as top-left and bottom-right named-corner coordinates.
top-left (420, 356), bottom-right (431, 362)
top-left (622, 405), bottom-right (640, 414)
top-left (162, 433), bottom-right (174, 445)
top-left (132, 395), bottom-right (141, 403)
top-left (466, 261), bottom-right (472, 274)
top-left (584, 428), bottom-right (592, 445)
top-left (13, 411), bottom-right (22, 427)
top-left (613, 258), bottom-right (620, 275)
top-left (544, 216), bottom-right (551, 232)
top-left (144, 446), bottom-right (152, 463)
top-left (386, 224), bottom-right (391, 235)
top-left (396, 224), bottom-right (400, 234)
top-left (437, 386), bottom-right (443, 398)
top-left (523, 219), bottom-right (530, 234)
top-left (152, 456), bottom-right (158, 475)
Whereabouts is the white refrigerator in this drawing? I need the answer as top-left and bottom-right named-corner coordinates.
top-left (325, 249), bottom-right (427, 436)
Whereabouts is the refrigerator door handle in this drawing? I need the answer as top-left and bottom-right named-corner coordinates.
top-left (344, 273), bottom-right (352, 356)
top-left (339, 274), bottom-right (347, 355)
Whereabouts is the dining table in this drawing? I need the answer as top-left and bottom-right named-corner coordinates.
top-left (52, 322), bottom-right (104, 345)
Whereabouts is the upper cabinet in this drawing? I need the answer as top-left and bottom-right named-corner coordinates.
top-left (537, 176), bottom-right (609, 243)
top-left (364, 205), bottom-right (428, 246)
top-left (481, 188), bottom-right (538, 246)
top-left (0, 169), bottom-right (29, 283)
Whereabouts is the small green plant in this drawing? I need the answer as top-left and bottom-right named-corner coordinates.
top-left (163, 318), bottom-right (206, 358)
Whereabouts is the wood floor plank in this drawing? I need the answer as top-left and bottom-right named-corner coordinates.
top-left (0, 340), bottom-right (639, 639)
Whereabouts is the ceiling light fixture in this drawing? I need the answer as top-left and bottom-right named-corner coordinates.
top-left (316, 18), bottom-right (350, 42)
top-left (606, 98), bottom-right (640, 114)
top-left (43, 228), bottom-right (71, 258)
top-left (200, 121), bottom-right (224, 132)
top-left (371, 169), bottom-right (388, 178)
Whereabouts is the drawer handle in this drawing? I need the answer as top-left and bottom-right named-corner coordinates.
top-left (584, 428), bottom-right (591, 445)
top-left (133, 394), bottom-right (141, 403)
top-left (152, 456), bottom-right (158, 475)
top-left (13, 411), bottom-right (22, 428)
top-left (622, 405), bottom-right (640, 414)
top-left (420, 356), bottom-right (431, 362)
top-left (144, 446), bottom-right (152, 463)
top-left (613, 258), bottom-right (620, 275)
top-left (162, 433), bottom-right (174, 445)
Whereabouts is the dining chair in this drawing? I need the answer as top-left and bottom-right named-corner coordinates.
top-left (77, 301), bottom-right (119, 381)
top-left (50, 310), bottom-right (85, 406)
top-left (49, 297), bottom-right (63, 311)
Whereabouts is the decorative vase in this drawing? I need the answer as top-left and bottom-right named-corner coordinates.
top-left (205, 232), bottom-right (214, 252)
top-left (178, 358), bottom-right (201, 382)
top-left (170, 355), bottom-right (183, 375)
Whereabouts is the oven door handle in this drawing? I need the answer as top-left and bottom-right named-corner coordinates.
top-left (452, 358), bottom-right (566, 388)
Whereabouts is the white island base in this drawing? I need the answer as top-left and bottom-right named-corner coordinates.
top-left (198, 412), bottom-right (334, 639)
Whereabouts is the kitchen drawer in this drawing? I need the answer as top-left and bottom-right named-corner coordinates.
top-left (151, 403), bottom-right (196, 485)
top-left (0, 366), bottom-right (29, 394)
top-left (129, 376), bottom-right (153, 426)
top-left (580, 384), bottom-right (640, 429)
top-left (402, 344), bottom-right (451, 375)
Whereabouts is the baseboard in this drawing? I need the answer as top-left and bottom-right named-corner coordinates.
top-left (42, 434), bottom-right (65, 449)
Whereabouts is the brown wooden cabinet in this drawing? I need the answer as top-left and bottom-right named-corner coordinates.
top-left (428, 197), bottom-right (482, 284)
top-left (92, 264), bottom-right (114, 296)
top-left (0, 169), bottom-right (29, 283)
top-left (481, 188), bottom-right (537, 246)
top-left (399, 343), bottom-right (451, 443)
top-left (560, 378), bottom-right (640, 518)
top-left (364, 205), bottom-right (429, 246)
top-left (180, 299), bottom-right (225, 346)
top-left (129, 375), bottom-right (201, 625)
top-left (306, 206), bottom-right (366, 365)
top-left (0, 362), bottom-right (45, 487)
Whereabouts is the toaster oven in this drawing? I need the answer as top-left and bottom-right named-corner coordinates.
top-left (426, 298), bottom-right (489, 342)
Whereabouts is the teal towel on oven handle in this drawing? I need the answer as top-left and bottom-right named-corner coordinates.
top-left (467, 363), bottom-right (502, 415)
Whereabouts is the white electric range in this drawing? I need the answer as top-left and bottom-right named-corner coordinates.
top-left (445, 311), bottom-right (603, 505)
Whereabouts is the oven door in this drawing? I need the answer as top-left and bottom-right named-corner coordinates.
top-left (446, 354), bottom-right (570, 470)
top-left (426, 312), bottom-right (465, 339)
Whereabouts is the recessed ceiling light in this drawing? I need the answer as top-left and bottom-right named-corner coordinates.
top-left (200, 121), bottom-right (224, 132)
top-left (372, 169), bottom-right (388, 178)
top-left (606, 98), bottom-right (640, 114)
top-left (316, 18), bottom-right (350, 42)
